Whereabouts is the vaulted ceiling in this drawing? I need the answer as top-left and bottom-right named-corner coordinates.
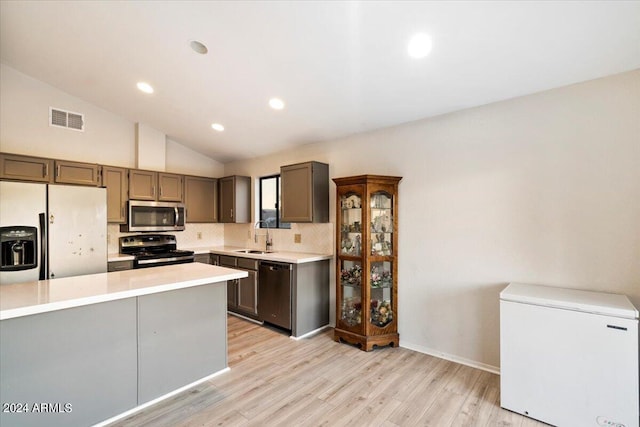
top-left (2, 1), bottom-right (639, 163)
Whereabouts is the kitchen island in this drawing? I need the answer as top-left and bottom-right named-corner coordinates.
top-left (0, 263), bottom-right (247, 427)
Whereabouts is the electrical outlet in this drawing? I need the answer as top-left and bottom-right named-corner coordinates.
top-left (197, 232), bottom-right (202, 240)
top-left (294, 234), bottom-right (302, 243)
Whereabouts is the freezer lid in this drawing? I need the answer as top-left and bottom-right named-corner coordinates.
top-left (500, 282), bottom-right (639, 320)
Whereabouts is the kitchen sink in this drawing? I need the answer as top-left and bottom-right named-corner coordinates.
top-left (234, 249), bottom-right (274, 255)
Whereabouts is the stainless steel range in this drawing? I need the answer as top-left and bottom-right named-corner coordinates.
top-left (119, 234), bottom-right (194, 269)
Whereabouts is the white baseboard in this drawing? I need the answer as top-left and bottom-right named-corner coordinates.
top-left (290, 324), bottom-right (331, 340)
top-left (227, 311), bottom-right (263, 325)
top-left (94, 367), bottom-right (230, 426)
top-left (401, 341), bottom-right (500, 375)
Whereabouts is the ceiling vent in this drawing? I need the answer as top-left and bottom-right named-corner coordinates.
top-left (49, 107), bottom-right (84, 132)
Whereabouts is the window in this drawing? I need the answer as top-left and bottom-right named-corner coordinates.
top-left (259, 175), bottom-right (290, 229)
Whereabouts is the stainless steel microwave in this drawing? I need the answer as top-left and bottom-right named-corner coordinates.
top-left (121, 201), bottom-right (186, 232)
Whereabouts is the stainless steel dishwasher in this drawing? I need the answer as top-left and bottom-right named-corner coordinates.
top-left (258, 261), bottom-right (292, 330)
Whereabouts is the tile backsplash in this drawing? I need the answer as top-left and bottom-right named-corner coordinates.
top-left (224, 222), bottom-right (334, 255)
top-left (107, 223), bottom-right (225, 253)
top-left (107, 222), bottom-right (333, 255)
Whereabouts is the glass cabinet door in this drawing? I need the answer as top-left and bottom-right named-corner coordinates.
top-left (340, 259), bottom-right (362, 326)
top-left (370, 261), bottom-right (393, 327)
top-left (370, 192), bottom-right (393, 256)
top-left (340, 193), bottom-right (363, 256)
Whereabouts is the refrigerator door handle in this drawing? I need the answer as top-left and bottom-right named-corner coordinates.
top-left (39, 212), bottom-right (47, 280)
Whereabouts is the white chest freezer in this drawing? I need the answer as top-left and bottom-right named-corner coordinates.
top-left (500, 283), bottom-right (639, 427)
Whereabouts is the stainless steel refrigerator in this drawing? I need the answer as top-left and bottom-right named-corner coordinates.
top-left (0, 181), bottom-right (107, 285)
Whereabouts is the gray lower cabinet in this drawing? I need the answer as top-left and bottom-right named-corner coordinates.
top-left (291, 260), bottom-right (330, 337)
top-left (221, 256), bottom-right (258, 319)
top-left (0, 299), bottom-right (138, 427)
top-left (227, 279), bottom-right (237, 309)
top-left (221, 255), bottom-right (238, 311)
top-left (237, 258), bottom-right (258, 316)
top-left (108, 259), bottom-right (134, 271)
top-left (137, 284), bottom-right (227, 404)
top-left (194, 253), bottom-right (211, 264)
top-left (220, 253), bottom-right (330, 337)
top-left (237, 269), bottom-right (258, 315)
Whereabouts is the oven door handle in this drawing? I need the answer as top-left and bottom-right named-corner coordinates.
top-left (137, 256), bottom-right (194, 266)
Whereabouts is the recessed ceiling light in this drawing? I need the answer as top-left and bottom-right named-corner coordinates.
top-left (269, 98), bottom-right (285, 110)
top-left (190, 40), bottom-right (208, 55)
top-left (136, 82), bottom-right (154, 94)
top-left (407, 33), bottom-right (432, 59)
top-left (211, 123), bottom-right (224, 132)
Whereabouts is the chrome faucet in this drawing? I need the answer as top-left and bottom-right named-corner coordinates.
top-left (254, 220), bottom-right (273, 252)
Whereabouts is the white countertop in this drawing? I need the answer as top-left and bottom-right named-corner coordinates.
top-left (109, 247), bottom-right (332, 264)
top-left (0, 263), bottom-right (247, 321)
top-left (182, 245), bottom-right (333, 264)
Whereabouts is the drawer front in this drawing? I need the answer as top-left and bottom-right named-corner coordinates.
top-left (219, 255), bottom-right (237, 267)
top-left (193, 254), bottom-right (211, 264)
top-left (108, 260), bottom-right (134, 272)
top-left (237, 258), bottom-right (259, 270)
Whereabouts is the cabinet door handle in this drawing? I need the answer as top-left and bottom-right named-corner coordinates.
top-left (160, 186), bottom-right (163, 197)
top-left (230, 208), bottom-right (233, 219)
top-left (56, 165), bottom-right (60, 178)
top-left (152, 186), bottom-right (155, 197)
top-left (43, 164), bottom-right (48, 178)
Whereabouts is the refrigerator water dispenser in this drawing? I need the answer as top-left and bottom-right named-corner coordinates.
top-left (0, 226), bottom-right (37, 271)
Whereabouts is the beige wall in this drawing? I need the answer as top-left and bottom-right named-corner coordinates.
top-left (225, 69), bottom-right (640, 371)
top-left (0, 64), bottom-right (135, 166)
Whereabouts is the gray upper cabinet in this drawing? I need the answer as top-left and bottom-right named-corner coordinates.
top-left (0, 153), bottom-right (102, 186)
top-left (281, 161), bottom-right (329, 223)
top-left (157, 172), bottom-right (183, 202)
top-left (129, 170), bottom-right (183, 202)
top-left (184, 175), bottom-right (217, 223)
top-left (219, 175), bottom-right (251, 223)
top-left (129, 169), bottom-right (157, 201)
top-left (54, 160), bottom-right (101, 186)
top-left (0, 153), bottom-right (53, 183)
top-left (102, 165), bottom-right (129, 223)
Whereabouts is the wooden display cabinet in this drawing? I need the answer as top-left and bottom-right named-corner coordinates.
top-left (333, 175), bottom-right (402, 351)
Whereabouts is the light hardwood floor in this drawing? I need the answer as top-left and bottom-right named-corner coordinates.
top-left (110, 315), bottom-right (547, 427)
